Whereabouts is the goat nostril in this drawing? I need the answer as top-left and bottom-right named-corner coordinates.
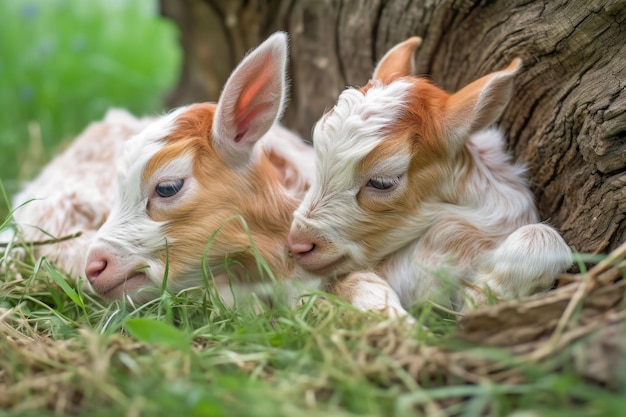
top-left (85, 259), bottom-right (108, 280)
top-left (289, 241), bottom-right (316, 257)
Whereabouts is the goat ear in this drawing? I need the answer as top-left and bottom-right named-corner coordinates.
top-left (444, 58), bottom-right (522, 141)
top-left (372, 37), bottom-right (422, 82)
top-left (212, 32), bottom-right (288, 167)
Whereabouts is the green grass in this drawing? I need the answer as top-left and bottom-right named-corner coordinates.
top-left (0, 0), bottom-right (180, 216)
top-left (0, 240), bottom-right (624, 416)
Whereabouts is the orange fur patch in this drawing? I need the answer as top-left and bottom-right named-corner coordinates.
top-left (142, 103), bottom-right (299, 284)
top-left (360, 79), bottom-right (450, 181)
top-left (348, 79), bottom-right (453, 259)
top-left (143, 103), bottom-right (217, 184)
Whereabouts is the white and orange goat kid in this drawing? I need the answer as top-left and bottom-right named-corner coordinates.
top-left (7, 32), bottom-right (315, 303)
top-left (83, 32), bottom-right (315, 302)
top-left (288, 37), bottom-right (572, 316)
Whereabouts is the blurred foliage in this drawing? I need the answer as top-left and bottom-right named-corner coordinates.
top-left (0, 0), bottom-right (180, 208)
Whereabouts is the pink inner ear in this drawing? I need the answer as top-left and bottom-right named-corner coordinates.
top-left (213, 35), bottom-right (286, 151)
top-left (233, 102), bottom-right (273, 142)
top-left (233, 65), bottom-right (275, 143)
top-left (238, 69), bottom-right (270, 111)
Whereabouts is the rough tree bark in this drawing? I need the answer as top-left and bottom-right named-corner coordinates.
top-left (159, 0), bottom-right (625, 255)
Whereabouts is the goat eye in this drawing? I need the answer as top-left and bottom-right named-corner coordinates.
top-left (367, 177), bottom-right (400, 190)
top-left (155, 179), bottom-right (184, 198)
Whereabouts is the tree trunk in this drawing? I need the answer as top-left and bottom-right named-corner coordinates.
top-left (160, 0), bottom-right (626, 255)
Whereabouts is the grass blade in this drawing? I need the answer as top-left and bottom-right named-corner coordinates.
top-left (44, 259), bottom-right (86, 312)
top-left (125, 317), bottom-right (191, 351)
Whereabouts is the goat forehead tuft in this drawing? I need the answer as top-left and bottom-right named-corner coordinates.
top-left (313, 80), bottom-right (411, 185)
top-left (118, 106), bottom-right (191, 184)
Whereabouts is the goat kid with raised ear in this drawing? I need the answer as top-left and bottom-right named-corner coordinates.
top-left (82, 32), bottom-right (318, 303)
top-left (1, 32), bottom-right (314, 304)
top-left (288, 37), bottom-right (573, 317)
top-left (83, 32), bottom-right (323, 303)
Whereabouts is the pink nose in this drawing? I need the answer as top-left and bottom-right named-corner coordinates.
top-left (85, 255), bottom-right (109, 283)
top-left (287, 232), bottom-right (317, 258)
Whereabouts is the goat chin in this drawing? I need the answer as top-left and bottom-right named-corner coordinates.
top-left (289, 37), bottom-right (572, 317)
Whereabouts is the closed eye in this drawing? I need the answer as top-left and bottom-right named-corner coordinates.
top-left (366, 176), bottom-right (400, 190)
top-left (155, 179), bottom-right (184, 198)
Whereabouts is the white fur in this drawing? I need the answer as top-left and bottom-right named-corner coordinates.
top-left (333, 271), bottom-right (410, 319)
top-left (84, 112), bottom-right (184, 295)
top-left (313, 81), bottom-right (411, 190)
top-left (3, 109), bottom-right (154, 276)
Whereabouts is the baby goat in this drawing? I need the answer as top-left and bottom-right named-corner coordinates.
top-left (5, 33), bottom-right (315, 303)
top-left (288, 37), bottom-right (572, 315)
top-left (82, 32), bottom-right (315, 302)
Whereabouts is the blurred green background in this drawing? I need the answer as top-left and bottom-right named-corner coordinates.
top-left (0, 0), bottom-right (180, 217)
